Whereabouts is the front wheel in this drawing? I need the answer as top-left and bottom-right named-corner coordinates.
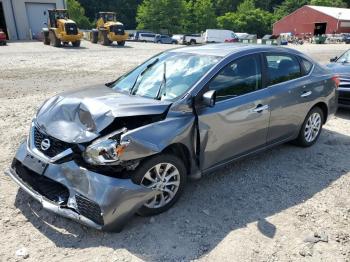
top-left (49, 31), bottom-right (61, 47)
top-left (72, 40), bottom-right (81, 47)
top-left (91, 30), bottom-right (98, 44)
top-left (131, 154), bottom-right (187, 216)
top-left (117, 41), bottom-right (125, 46)
top-left (294, 107), bottom-right (324, 147)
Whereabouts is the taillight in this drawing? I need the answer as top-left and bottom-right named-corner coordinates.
top-left (332, 75), bottom-right (340, 88)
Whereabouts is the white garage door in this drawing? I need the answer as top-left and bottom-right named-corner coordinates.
top-left (26, 3), bottom-right (56, 39)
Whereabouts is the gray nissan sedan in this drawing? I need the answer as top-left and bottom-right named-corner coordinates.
top-left (6, 44), bottom-right (338, 231)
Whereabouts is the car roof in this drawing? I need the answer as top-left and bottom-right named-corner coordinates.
top-left (169, 43), bottom-right (305, 58)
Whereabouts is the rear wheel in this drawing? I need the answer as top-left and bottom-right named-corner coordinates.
top-left (72, 40), bottom-right (81, 47)
top-left (294, 107), bottom-right (324, 147)
top-left (117, 41), bottom-right (125, 46)
top-left (131, 154), bottom-right (187, 216)
top-left (49, 31), bottom-right (61, 47)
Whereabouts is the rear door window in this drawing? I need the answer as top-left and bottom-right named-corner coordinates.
top-left (265, 54), bottom-right (302, 85)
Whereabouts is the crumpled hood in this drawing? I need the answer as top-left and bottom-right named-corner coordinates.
top-left (36, 86), bottom-right (171, 143)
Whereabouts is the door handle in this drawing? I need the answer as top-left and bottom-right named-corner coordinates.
top-left (301, 91), bottom-right (312, 98)
top-left (253, 104), bottom-right (269, 113)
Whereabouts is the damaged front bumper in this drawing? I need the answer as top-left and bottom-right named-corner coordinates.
top-left (6, 140), bottom-right (158, 231)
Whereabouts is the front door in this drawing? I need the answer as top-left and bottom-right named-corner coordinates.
top-left (197, 54), bottom-right (271, 170)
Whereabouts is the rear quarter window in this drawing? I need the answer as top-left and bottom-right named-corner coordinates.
top-left (301, 58), bottom-right (313, 75)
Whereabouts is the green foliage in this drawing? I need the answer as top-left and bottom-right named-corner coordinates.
top-left (78, 0), bottom-right (142, 29)
top-left (184, 0), bottom-right (217, 33)
top-left (217, 0), bottom-right (274, 37)
top-left (74, 0), bottom-right (350, 35)
top-left (309, 0), bottom-right (347, 7)
top-left (136, 0), bottom-right (187, 34)
top-left (67, 0), bottom-right (92, 29)
top-left (273, 0), bottom-right (308, 20)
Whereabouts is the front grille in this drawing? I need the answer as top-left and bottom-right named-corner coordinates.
top-left (110, 25), bottom-right (125, 35)
top-left (12, 159), bottom-right (69, 204)
top-left (75, 194), bottom-right (104, 225)
top-left (339, 77), bottom-right (350, 88)
top-left (65, 23), bottom-right (78, 35)
top-left (33, 126), bottom-right (71, 158)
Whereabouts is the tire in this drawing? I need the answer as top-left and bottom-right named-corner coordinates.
top-left (43, 31), bottom-right (50, 45)
top-left (190, 39), bottom-right (196, 45)
top-left (91, 30), bottom-right (98, 44)
top-left (72, 40), bottom-right (81, 47)
top-left (294, 107), bottom-right (324, 147)
top-left (131, 154), bottom-right (187, 216)
top-left (49, 31), bottom-right (61, 47)
top-left (100, 30), bottom-right (111, 46)
top-left (117, 41), bottom-right (125, 46)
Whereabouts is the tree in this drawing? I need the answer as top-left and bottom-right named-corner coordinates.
top-left (136, 0), bottom-right (187, 34)
top-left (184, 0), bottom-right (217, 33)
top-left (217, 0), bottom-right (274, 37)
top-left (67, 0), bottom-right (92, 29)
top-left (78, 0), bottom-right (142, 29)
top-left (309, 0), bottom-right (347, 7)
top-left (273, 0), bottom-right (308, 20)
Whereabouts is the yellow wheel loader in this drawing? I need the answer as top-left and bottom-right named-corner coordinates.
top-left (42, 9), bottom-right (83, 47)
top-left (91, 12), bottom-right (128, 46)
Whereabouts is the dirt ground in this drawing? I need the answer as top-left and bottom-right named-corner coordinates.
top-left (0, 41), bottom-right (350, 262)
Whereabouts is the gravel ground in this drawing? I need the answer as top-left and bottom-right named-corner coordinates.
top-left (1, 41), bottom-right (350, 262)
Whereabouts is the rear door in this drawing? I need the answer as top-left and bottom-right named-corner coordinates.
top-left (197, 54), bottom-right (271, 170)
top-left (264, 53), bottom-right (312, 144)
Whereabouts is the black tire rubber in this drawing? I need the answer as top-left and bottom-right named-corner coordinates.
top-left (43, 32), bottom-right (50, 45)
top-left (294, 107), bottom-right (324, 147)
top-left (190, 39), bottom-right (196, 45)
top-left (100, 30), bottom-right (111, 46)
top-left (91, 30), bottom-right (98, 44)
top-left (117, 41), bottom-right (125, 46)
top-left (72, 40), bottom-right (81, 47)
top-left (131, 154), bottom-right (187, 216)
top-left (49, 31), bottom-right (61, 47)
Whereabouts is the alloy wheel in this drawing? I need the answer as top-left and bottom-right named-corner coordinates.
top-left (141, 163), bottom-right (180, 209)
top-left (304, 112), bottom-right (322, 143)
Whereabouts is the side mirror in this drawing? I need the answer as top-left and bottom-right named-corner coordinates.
top-left (330, 56), bottom-right (338, 62)
top-left (202, 90), bottom-right (216, 107)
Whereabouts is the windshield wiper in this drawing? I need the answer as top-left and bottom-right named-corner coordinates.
top-left (155, 62), bottom-right (167, 100)
top-left (129, 58), bottom-right (159, 95)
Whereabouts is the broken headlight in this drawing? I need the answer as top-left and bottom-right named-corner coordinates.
top-left (82, 128), bottom-right (129, 165)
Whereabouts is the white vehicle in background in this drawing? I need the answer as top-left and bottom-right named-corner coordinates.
top-left (138, 32), bottom-right (156, 42)
top-left (203, 29), bottom-right (238, 43)
top-left (184, 34), bottom-right (204, 45)
top-left (172, 34), bottom-right (185, 44)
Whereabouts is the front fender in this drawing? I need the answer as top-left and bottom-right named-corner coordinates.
top-left (119, 113), bottom-right (196, 161)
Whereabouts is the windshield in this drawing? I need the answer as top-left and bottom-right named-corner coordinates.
top-left (111, 52), bottom-right (220, 101)
top-left (337, 50), bottom-right (350, 63)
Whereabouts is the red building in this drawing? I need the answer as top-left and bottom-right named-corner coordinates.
top-left (273, 5), bottom-right (350, 36)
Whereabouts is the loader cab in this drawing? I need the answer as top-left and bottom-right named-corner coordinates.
top-left (48, 9), bottom-right (69, 28)
top-left (99, 12), bottom-right (116, 23)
